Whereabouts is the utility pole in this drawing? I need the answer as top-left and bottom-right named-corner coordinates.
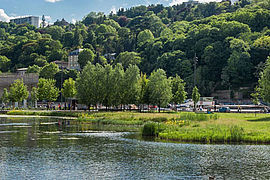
top-left (60, 63), bottom-right (63, 106)
top-left (194, 53), bottom-right (198, 87)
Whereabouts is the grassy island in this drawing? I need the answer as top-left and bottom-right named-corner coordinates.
top-left (5, 110), bottom-right (270, 144)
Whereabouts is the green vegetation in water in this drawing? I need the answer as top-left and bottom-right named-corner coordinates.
top-left (6, 110), bottom-right (270, 144)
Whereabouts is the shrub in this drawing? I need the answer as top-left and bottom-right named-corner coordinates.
top-left (142, 123), bottom-right (158, 136)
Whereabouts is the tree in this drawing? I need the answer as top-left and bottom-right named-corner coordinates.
top-left (45, 26), bottom-right (64, 41)
top-left (39, 62), bottom-right (60, 79)
top-left (62, 32), bottom-right (74, 48)
top-left (137, 29), bottom-right (154, 47)
top-left (62, 78), bottom-right (76, 110)
top-left (0, 55), bottom-right (11, 72)
top-left (114, 51), bottom-right (141, 69)
top-left (102, 64), bottom-right (114, 109)
top-left (171, 75), bottom-right (187, 106)
top-left (27, 65), bottom-right (40, 73)
top-left (30, 87), bottom-right (38, 108)
top-left (76, 62), bottom-right (98, 109)
top-left (73, 27), bottom-right (83, 48)
top-left (1, 88), bottom-right (9, 104)
top-left (226, 51), bottom-right (252, 86)
top-left (9, 79), bottom-right (29, 105)
top-left (111, 63), bottom-right (125, 108)
top-left (122, 64), bottom-right (140, 107)
top-left (148, 69), bottom-right (172, 112)
top-left (37, 78), bottom-right (59, 106)
top-left (78, 49), bottom-right (95, 69)
top-left (157, 50), bottom-right (191, 78)
top-left (33, 55), bottom-right (47, 67)
top-left (192, 86), bottom-right (200, 111)
top-left (258, 57), bottom-right (270, 103)
top-left (138, 73), bottom-right (150, 111)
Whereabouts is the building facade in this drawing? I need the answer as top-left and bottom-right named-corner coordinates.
top-left (10, 16), bottom-right (39, 28)
top-left (68, 49), bottom-right (83, 70)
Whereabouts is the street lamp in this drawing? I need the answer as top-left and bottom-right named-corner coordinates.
top-left (60, 62), bottom-right (64, 107)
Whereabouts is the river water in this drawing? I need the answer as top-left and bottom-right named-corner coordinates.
top-left (0, 116), bottom-right (270, 180)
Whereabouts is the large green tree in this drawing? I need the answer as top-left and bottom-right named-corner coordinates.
top-left (171, 74), bottom-right (187, 105)
top-left (62, 78), bottom-right (76, 108)
top-left (0, 55), bottom-right (11, 72)
top-left (114, 51), bottom-right (141, 69)
top-left (258, 56), bottom-right (270, 103)
top-left (78, 49), bottom-right (95, 69)
top-left (9, 79), bottom-right (29, 104)
top-left (1, 88), bottom-right (9, 104)
top-left (37, 78), bottom-right (59, 104)
top-left (122, 64), bottom-right (140, 107)
top-left (138, 73), bottom-right (150, 111)
top-left (39, 62), bottom-right (60, 79)
top-left (111, 63), bottom-right (125, 107)
top-left (137, 29), bottom-right (154, 47)
top-left (148, 69), bottom-right (172, 112)
top-left (76, 62), bottom-right (98, 108)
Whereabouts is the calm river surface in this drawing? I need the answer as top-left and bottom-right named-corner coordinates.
top-left (0, 116), bottom-right (270, 180)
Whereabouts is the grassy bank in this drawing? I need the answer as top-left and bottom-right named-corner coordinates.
top-left (79, 111), bottom-right (270, 143)
top-left (77, 111), bottom-right (179, 125)
top-left (6, 110), bottom-right (270, 144)
top-left (7, 110), bottom-right (81, 117)
top-left (158, 113), bottom-right (270, 144)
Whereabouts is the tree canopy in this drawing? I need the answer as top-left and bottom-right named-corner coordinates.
top-left (0, 0), bottom-right (270, 98)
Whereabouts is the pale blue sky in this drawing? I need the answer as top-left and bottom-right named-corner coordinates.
top-left (0, 0), bottom-right (219, 23)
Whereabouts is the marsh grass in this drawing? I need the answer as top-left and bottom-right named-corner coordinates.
top-left (159, 113), bottom-right (270, 143)
top-left (7, 110), bottom-right (270, 143)
top-left (179, 112), bottom-right (219, 121)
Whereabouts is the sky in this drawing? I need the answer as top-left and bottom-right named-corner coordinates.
top-left (0, 0), bottom-right (221, 24)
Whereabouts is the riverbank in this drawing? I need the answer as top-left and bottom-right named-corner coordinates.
top-left (6, 110), bottom-right (81, 117)
top-left (5, 110), bottom-right (270, 144)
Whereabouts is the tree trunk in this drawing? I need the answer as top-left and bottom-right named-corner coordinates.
top-left (70, 99), bottom-right (72, 111)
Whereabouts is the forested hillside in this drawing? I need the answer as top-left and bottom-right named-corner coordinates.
top-left (0, 0), bottom-right (270, 96)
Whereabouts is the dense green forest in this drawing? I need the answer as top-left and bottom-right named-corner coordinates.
top-left (0, 0), bottom-right (270, 96)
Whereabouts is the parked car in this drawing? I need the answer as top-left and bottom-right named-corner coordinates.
top-left (219, 107), bottom-right (230, 113)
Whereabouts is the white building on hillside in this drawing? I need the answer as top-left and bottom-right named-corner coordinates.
top-left (10, 16), bottom-right (39, 27)
top-left (68, 49), bottom-right (83, 70)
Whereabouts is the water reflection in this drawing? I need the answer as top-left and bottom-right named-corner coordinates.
top-left (0, 116), bottom-right (270, 179)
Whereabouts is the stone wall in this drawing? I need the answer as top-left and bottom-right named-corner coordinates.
top-left (0, 73), bottom-right (39, 96)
